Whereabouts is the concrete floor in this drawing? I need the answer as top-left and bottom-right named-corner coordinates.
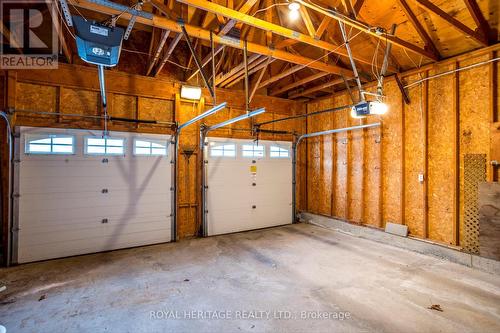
top-left (1, 223), bottom-right (499, 333)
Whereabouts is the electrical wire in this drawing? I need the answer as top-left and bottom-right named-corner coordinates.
top-left (253, 2), bottom-right (289, 16)
top-left (404, 57), bottom-right (500, 89)
top-left (67, 0), bottom-right (87, 21)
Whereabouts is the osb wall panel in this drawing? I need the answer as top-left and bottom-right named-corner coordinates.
top-left (427, 63), bottom-right (457, 245)
top-left (381, 80), bottom-right (403, 226)
top-left (363, 117), bottom-right (382, 227)
top-left (458, 54), bottom-right (491, 245)
top-left (305, 46), bottom-right (500, 247)
top-left (403, 73), bottom-right (426, 238)
top-left (16, 82), bottom-right (57, 113)
top-left (332, 95), bottom-right (349, 219)
top-left (348, 116), bottom-right (364, 223)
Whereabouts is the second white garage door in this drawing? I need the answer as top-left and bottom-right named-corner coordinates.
top-left (205, 137), bottom-right (292, 236)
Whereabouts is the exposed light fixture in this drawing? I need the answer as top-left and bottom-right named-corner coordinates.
top-left (288, 2), bottom-right (300, 20)
top-left (350, 101), bottom-right (388, 118)
top-left (180, 85), bottom-right (202, 100)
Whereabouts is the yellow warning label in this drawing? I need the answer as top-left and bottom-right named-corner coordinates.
top-left (250, 165), bottom-right (257, 174)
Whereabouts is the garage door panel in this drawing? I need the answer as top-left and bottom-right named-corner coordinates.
top-left (19, 214), bottom-right (170, 234)
top-left (18, 230), bottom-right (170, 263)
top-left (16, 127), bottom-right (172, 263)
top-left (19, 191), bottom-right (170, 212)
top-left (206, 138), bottom-right (292, 236)
top-left (19, 219), bottom-right (171, 245)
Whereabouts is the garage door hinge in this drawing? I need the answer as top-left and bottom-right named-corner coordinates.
top-left (13, 159), bottom-right (20, 163)
top-left (12, 193), bottom-right (20, 198)
top-left (204, 160), bottom-right (208, 164)
top-left (170, 187), bottom-right (174, 191)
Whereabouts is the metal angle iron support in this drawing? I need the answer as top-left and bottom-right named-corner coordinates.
top-left (339, 21), bottom-right (364, 102)
top-left (58, 0), bottom-right (73, 26)
top-left (180, 22), bottom-right (215, 99)
top-left (87, 0), bottom-right (153, 19)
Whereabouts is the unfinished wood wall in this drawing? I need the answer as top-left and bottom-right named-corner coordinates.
top-left (304, 46), bottom-right (500, 247)
top-left (0, 64), bottom-right (305, 252)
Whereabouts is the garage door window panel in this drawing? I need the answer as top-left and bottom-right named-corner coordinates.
top-left (85, 137), bottom-right (125, 155)
top-left (270, 145), bottom-right (290, 158)
top-left (134, 139), bottom-right (169, 156)
top-left (210, 143), bottom-right (236, 157)
top-left (242, 144), bottom-right (265, 158)
top-left (25, 134), bottom-right (75, 154)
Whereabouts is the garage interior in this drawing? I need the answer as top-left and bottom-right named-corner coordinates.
top-left (0, 0), bottom-right (500, 332)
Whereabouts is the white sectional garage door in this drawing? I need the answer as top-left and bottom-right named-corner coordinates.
top-left (14, 127), bottom-right (172, 263)
top-left (205, 137), bottom-right (292, 236)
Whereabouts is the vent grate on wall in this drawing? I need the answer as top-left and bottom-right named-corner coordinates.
top-left (463, 154), bottom-right (486, 254)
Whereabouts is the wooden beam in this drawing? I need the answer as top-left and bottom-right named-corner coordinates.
top-left (315, 16), bottom-right (332, 39)
top-left (153, 33), bottom-right (182, 77)
top-left (270, 71), bottom-right (329, 96)
top-left (413, 0), bottom-right (487, 46)
top-left (288, 78), bottom-right (345, 99)
top-left (176, 0), bottom-right (397, 66)
top-left (225, 58), bottom-right (277, 88)
top-left (299, 6), bottom-right (316, 37)
top-left (186, 44), bottom-right (224, 81)
top-left (249, 58), bottom-right (271, 102)
top-left (463, 0), bottom-right (492, 43)
top-left (215, 53), bottom-right (260, 86)
top-left (341, 0), bottom-right (355, 17)
top-left (217, 54), bottom-right (263, 87)
top-left (146, 30), bottom-right (171, 76)
top-left (295, 0), bottom-right (438, 60)
top-left (0, 17), bottom-right (22, 51)
top-left (353, 0), bottom-right (365, 15)
top-left (219, 0), bottom-right (259, 36)
top-left (46, 0), bottom-right (71, 63)
top-left (396, 0), bottom-right (439, 59)
top-left (258, 65), bottom-right (305, 89)
top-left (73, 0), bottom-right (350, 75)
top-left (265, 0), bottom-right (274, 45)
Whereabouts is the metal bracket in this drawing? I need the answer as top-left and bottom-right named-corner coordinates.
top-left (180, 24), bottom-right (215, 99)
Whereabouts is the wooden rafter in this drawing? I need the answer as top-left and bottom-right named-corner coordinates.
top-left (463, 0), bottom-right (492, 42)
top-left (153, 33), bottom-right (182, 77)
top-left (146, 30), bottom-right (171, 76)
top-left (46, 0), bottom-right (71, 63)
top-left (258, 64), bottom-right (305, 89)
top-left (288, 77), bottom-right (345, 99)
top-left (176, 0), bottom-right (400, 67)
top-left (216, 53), bottom-right (260, 85)
top-left (186, 45), bottom-right (224, 81)
top-left (270, 71), bottom-right (329, 96)
top-left (225, 57), bottom-right (276, 88)
top-left (294, 0), bottom-right (438, 60)
top-left (341, 0), bottom-right (355, 17)
top-left (249, 58), bottom-right (271, 103)
top-left (413, 0), bottom-right (487, 46)
top-left (299, 6), bottom-right (316, 37)
top-left (73, 0), bottom-right (351, 75)
top-left (219, 0), bottom-right (259, 36)
top-left (396, 0), bottom-right (439, 59)
top-left (353, 0), bottom-right (365, 16)
top-left (315, 16), bottom-right (332, 39)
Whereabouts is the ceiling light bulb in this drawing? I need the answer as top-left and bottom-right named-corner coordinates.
top-left (288, 2), bottom-right (300, 11)
top-left (289, 8), bottom-right (300, 20)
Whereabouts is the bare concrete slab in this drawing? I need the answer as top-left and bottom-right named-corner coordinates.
top-left (1, 223), bottom-right (499, 333)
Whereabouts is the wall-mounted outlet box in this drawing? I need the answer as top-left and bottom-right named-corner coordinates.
top-left (418, 173), bottom-right (425, 183)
